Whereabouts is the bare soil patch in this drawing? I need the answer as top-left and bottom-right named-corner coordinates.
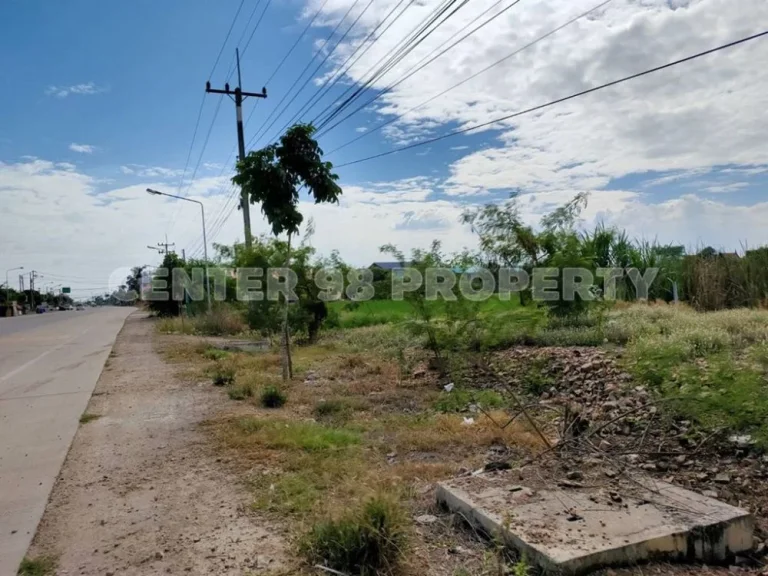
top-left (26, 313), bottom-right (285, 575)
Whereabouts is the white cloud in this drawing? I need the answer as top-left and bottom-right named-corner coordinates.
top-left (0, 159), bottom-right (229, 288)
top-left (310, 0), bottom-right (768, 193)
top-left (702, 182), bottom-right (749, 193)
top-left (45, 82), bottom-right (106, 98)
top-left (120, 164), bottom-right (183, 179)
top-left (69, 143), bottom-right (96, 154)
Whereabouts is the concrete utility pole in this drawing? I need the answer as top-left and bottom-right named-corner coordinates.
top-left (29, 270), bottom-right (37, 310)
top-left (205, 48), bottom-right (267, 250)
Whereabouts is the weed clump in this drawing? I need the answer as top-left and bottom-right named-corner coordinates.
top-left (17, 556), bottom-right (57, 576)
top-left (300, 496), bottom-right (408, 575)
top-left (79, 413), bottom-right (101, 424)
top-left (260, 385), bottom-right (287, 408)
top-left (228, 383), bottom-right (254, 401)
top-left (212, 361), bottom-right (236, 387)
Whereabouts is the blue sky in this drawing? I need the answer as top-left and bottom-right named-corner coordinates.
top-left (1, 0), bottom-right (767, 295)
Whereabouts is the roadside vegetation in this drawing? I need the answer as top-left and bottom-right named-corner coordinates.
top-left (147, 149), bottom-right (768, 573)
top-left (17, 556), bottom-right (57, 576)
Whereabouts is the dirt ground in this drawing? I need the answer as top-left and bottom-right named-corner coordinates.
top-left (27, 312), bottom-right (285, 575)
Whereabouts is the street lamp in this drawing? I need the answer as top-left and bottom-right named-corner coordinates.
top-left (146, 188), bottom-right (211, 312)
top-left (4, 266), bottom-right (23, 313)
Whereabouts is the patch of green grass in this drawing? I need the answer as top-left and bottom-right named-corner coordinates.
top-left (299, 496), bottom-right (409, 576)
top-left (260, 385), bottom-right (287, 408)
top-left (616, 305), bottom-right (768, 445)
top-left (228, 383), bottom-right (254, 400)
top-left (252, 451), bottom-right (363, 515)
top-left (433, 388), bottom-right (505, 413)
top-left (79, 413), bottom-right (101, 424)
top-left (328, 295), bottom-right (524, 331)
top-left (235, 418), bottom-right (361, 452)
top-left (203, 347), bottom-right (230, 361)
top-left (17, 556), bottom-right (56, 576)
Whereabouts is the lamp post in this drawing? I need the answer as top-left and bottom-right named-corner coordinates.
top-left (146, 189), bottom-right (211, 312)
top-left (5, 266), bottom-right (23, 314)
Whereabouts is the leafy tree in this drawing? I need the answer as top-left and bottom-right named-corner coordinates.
top-left (125, 266), bottom-right (147, 301)
top-left (233, 123), bottom-right (342, 380)
top-left (148, 252), bottom-right (186, 317)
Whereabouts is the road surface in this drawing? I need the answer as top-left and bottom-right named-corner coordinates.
top-left (0, 307), bottom-right (134, 574)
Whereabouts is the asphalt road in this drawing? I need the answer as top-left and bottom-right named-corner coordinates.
top-left (0, 307), bottom-right (134, 574)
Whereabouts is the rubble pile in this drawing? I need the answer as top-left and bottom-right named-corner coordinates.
top-left (487, 346), bottom-right (768, 546)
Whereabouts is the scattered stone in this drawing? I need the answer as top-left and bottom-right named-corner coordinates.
top-left (566, 471), bottom-right (584, 481)
top-left (444, 383), bottom-right (455, 392)
top-left (462, 417), bottom-right (475, 426)
top-left (729, 435), bottom-right (755, 449)
top-left (716, 473), bottom-right (732, 484)
top-left (412, 369), bottom-right (426, 379)
top-left (415, 514), bottom-right (438, 525)
top-left (703, 490), bottom-right (719, 499)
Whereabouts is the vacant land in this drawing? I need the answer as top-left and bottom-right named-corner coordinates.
top-left (150, 302), bottom-right (768, 575)
top-left (24, 303), bottom-right (766, 575)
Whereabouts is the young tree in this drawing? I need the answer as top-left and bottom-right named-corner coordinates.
top-left (232, 123), bottom-right (342, 380)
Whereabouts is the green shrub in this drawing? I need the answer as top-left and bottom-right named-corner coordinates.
top-left (260, 385), bottom-right (287, 408)
top-left (300, 496), bottom-right (408, 575)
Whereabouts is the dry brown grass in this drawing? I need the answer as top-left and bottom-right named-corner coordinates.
top-left (159, 326), bottom-right (545, 574)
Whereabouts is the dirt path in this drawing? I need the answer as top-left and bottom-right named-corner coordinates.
top-left (27, 312), bottom-right (285, 575)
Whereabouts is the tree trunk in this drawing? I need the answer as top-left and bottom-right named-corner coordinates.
top-left (281, 235), bottom-right (293, 381)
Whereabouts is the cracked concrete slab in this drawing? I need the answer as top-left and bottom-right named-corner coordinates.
top-left (437, 470), bottom-right (754, 575)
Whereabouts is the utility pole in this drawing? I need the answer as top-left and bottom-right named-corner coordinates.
top-left (206, 48), bottom-right (267, 250)
top-left (148, 236), bottom-right (175, 256)
top-left (158, 234), bottom-right (175, 255)
top-left (29, 271), bottom-right (37, 310)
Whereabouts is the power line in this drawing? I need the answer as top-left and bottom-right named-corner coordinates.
top-left (169, 0), bottom-right (250, 234)
top-left (312, 0), bottom-right (464, 131)
top-left (239, 0), bottom-right (274, 61)
top-left (327, 0), bottom-right (614, 155)
top-left (263, 0), bottom-right (333, 88)
top-left (274, 0), bottom-right (413, 135)
top-left (316, 0), bottom-right (526, 136)
top-left (336, 30), bottom-right (768, 168)
top-left (224, 0), bottom-right (266, 81)
top-left (249, 0), bottom-right (367, 147)
top-left (209, 0), bottom-right (247, 79)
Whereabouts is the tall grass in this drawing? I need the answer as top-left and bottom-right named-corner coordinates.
top-left (156, 306), bottom-right (247, 336)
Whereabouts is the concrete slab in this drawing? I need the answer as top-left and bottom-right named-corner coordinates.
top-left (437, 470), bottom-right (754, 575)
